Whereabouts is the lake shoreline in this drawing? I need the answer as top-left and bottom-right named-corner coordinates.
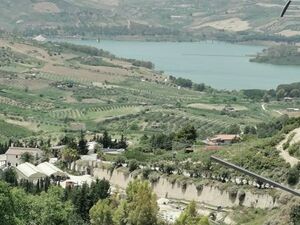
top-left (47, 35), bottom-right (297, 47)
top-left (50, 38), bottom-right (300, 90)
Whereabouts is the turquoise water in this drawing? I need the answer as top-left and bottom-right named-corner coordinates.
top-left (57, 39), bottom-right (300, 90)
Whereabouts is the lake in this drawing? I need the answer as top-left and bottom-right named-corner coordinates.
top-left (56, 39), bottom-right (300, 90)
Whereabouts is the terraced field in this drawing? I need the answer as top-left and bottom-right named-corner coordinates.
top-left (0, 38), bottom-right (275, 145)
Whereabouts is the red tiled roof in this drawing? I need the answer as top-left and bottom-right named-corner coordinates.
top-left (211, 134), bottom-right (239, 141)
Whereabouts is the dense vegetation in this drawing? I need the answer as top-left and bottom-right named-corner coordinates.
top-left (0, 37), bottom-right (300, 224)
top-left (0, 177), bottom-right (210, 225)
top-left (251, 45), bottom-right (300, 66)
top-left (1, 0), bottom-right (300, 43)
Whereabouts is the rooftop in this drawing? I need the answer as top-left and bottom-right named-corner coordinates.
top-left (16, 162), bottom-right (46, 179)
top-left (5, 147), bottom-right (42, 156)
top-left (37, 162), bottom-right (67, 177)
top-left (211, 134), bottom-right (240, 141)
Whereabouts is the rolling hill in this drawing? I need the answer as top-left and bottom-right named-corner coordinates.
top-left (1, 0), bottom-right (300, 41)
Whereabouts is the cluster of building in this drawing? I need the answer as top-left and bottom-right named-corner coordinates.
top-left (0, 146), bottom-right (66, 181)
top-left (16, 162), bottom-right (66, 181)
top-left (0, 146), bottom-right (97, 187)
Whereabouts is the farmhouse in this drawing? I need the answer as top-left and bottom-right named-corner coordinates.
top-left (206, 134), bottom-right (240, 146)
top-left (284, 97), bottom-right (294, 102)
top-left (5, 147), bottom-right (43, 167)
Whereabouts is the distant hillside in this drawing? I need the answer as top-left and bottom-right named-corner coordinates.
top-left (251, 45), bottom-right (300, 65)
top-left (1, 0), bottom-right (300, 41)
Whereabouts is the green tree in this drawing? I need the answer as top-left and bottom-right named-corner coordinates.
top-left (287, 166), bottom-right (300, 186)
top-left (226, 124), bottom-right (240, 134)
top-left (62, 148), bottom-right (79, 169)
top-left (291, 89), bottom-right (300, 97)
top-left (276, 89), bottom-right (286, 100)
top-left (175, 201), bottom-right (210, 225)
top-left (113, 200), bottom-right (129, 225)
top-left (20, 152), bottom-right (34, 163)
top-left (90, 199), bottom-right (114, 225)
top-left (263, 94), bottom-right (270, 103)
top-left (102, 131), bottom-right (112, 149)
top-left (0, 181), bottom-right (15, 225)
top-left (78, 131), bottom-right (88, 155)
top-left (290, 204), bottom-right (300, 225)
top-left (193, 83), bottom-right (205, 92)
top-left (128, 160), bottom-right (139, 172)
top-left (176, 124), bottom-right (197, 143)
top-left (126, 180), bottom-right (159, 225)
top-left (2, 167), bottom-right (18, 186)
top-left (30, 187), bottom-right (74, 225)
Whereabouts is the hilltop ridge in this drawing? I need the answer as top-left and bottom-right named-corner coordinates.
top-left (2, 0), bottom-right (300, 42)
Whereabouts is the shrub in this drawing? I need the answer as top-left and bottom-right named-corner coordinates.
top-left (131, 169), bottom-right (141, 179)
top-left (148, 172), bottom-right (160, 183)
top-left (128, 160), bottom-right (139, 172)
top-left (238, 190), bottom-right (246, 203)
top-left (287, 167), bottom-right (300, 186)
top-left (167, 175), bottom-right (178, 185)
top-left (228, 186), bottom-right (238, 200)
top-left (195, 182), bottom-right (203, 192)
top-left (142, 168), bottom-right (152, 179)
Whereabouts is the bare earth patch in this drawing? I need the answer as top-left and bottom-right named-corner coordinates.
top-left (188, 103), bottom-right (247, 111)
top-left (81, 98), bottom-right (105, 104)
top-left (33, 2), bottom-right (60, 13)
top-left (278, 30), bottom-right (300, 37)
top-left (5, 119), bottom-right (39, 132)
top-left (192, 18), bottom-right (251, 32)
top-left (256, 3), bottom-right (281, 8)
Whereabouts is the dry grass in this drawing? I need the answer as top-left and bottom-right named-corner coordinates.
top-left (191, 17), bottom-right (251, 32)
top-left (187, 103), bottom-right (247, 111)
top-left (278, 30), bottom-right (300, 37)
top-left (33, 2), bottom-right (61, 13)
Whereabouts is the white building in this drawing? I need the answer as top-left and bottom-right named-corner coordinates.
top-left (37, 162), bottom-right (67, 177)
top-left (16, 163), bottom-right (47, 181)
top-left (0, 154), bottom-right (6, 169)
top-left (5, 147), bottom-right (43, 167)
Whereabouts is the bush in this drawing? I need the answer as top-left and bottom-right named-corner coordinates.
top-left (288, 142), bottom-right (300, 158)
top-left (290, 204), bottom-right (300, 224)
top-left (195, 182), bottom-right (203, 192)
top-left (142, 168), bottom-right (152, 179)
top-left (131, 170), bottom-right (141, 179)
top-left (148, 172), bottom-right (160, 183)
top-left (128, 160), bottom-right (139, 172)
top-left (167, 175), bottom-right (178, 185)
top-left (287, 167), bottom-right (300, 186)
top-left (228, 186), bottom-right (238, 200)
top-left (238, 190), bottom-right (246, 203)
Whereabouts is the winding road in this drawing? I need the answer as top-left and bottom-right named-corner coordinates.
top-left (277, 128), bottom-right (300, 167)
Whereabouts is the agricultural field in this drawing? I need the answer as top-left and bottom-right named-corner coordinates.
top-left (0, 36), bottom-right (281, 144)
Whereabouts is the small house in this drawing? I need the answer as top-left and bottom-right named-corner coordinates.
top-left (284, 97), bottom-right (294, 102)
top-left (208, 134), bottom-right (240, 146)
top-left (5, 147), bottom-right (43, 167)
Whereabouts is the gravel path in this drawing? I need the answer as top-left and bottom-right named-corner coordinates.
top-left (277, 128), bottom-right (300, 167)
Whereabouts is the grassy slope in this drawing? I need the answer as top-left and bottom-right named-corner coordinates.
top-left (0, 0), bottom-right (299, 39)
top-left (0, 37), bottom-right (278, 142)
